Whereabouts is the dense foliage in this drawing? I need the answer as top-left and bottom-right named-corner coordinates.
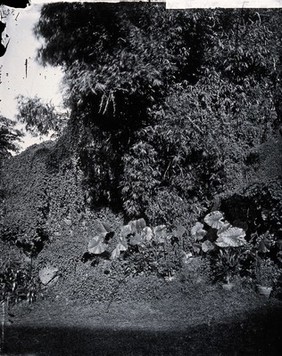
top-left (16, 95), bottom-right (68, 138)
top-left (34, 4), bottom-right (282, 227)
top-left (0, 115), bottom-right (22, 160)
top-left (0, 141), bottom-right (83, 256)
top-left (84, 218), bottom-right (183, 279)
top-left (0, 261), bottom-right (38, 304)
top-left (2, 4), bottom-right (281, 296)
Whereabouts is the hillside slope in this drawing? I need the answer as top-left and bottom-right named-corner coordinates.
top-left (0, 130), bottom-right (281, 300)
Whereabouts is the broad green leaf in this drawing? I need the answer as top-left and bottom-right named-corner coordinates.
top-left (102, 221), bottom-right (112, 233)
top-left (214, 238), bottom-right (229, 248)
top-left (129, 218), bottom-right (146, 234)
top-left (88, 234), bottom-right (107, 254)
top-left (141, 226), bottom-right (153, 242)
top-left (217, 221), bottom-right (231, 233)
top-left (172, 225), bottom-right (186, 238)
top-left (130, 233), bottom-right (143, 246)
top-left (118, 241), bottom-right (128, 252)
top-left (204, 211), bottom-right (224, 229)
top-left (96, 222), bottom-right (106, 234)
top-left (96, 221), bottom-right (112, 234)
top-left (128, 221), bottom-right (137, 234)
top-left (215, 227), bottom-right (246, 248)
top-left (136, 218), bottom-right (146, 231)
top-left (120, 224), bottom-right (132, 237)
top-left (201, 240), bottom-right (215, 252)
top-left (218, 226), bottom-right (246, 240)
top-left (111, 246), bottom-right (120, 260)
top-left (191, 222), bottom-right (207, 241)
top-left (111, 241), bottom-right (128, 259)
top-left (153, 225), bottom-right (167, 244)
top-left (118, 235), bottom-right (128, 250)
top-left (192, 243), bottom-right (201, 254)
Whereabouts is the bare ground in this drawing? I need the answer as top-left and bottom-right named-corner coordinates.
top-left (2, 283), bottom-right (282, 356)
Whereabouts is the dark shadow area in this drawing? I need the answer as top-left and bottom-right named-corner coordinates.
top-left (4, 304), bottom-right (282, 355)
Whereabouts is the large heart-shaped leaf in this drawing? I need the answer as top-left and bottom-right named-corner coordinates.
top-left (96, 221), bottom-right (112, 234)
top-left (215, 227), bottom-right (246, 248)
top-left (118, 235), bottom-right (128, 249)
top-left (204, 211), bottom-right (224, 229)
top-left (141, 226), bottom-right (153, 242)
top-left (95, 221), bottom-right (114, 242)
top-left (136, 218), bottom-right (146, 231)
top-left (88, 234), bottom-right (107, 254)
top-left (111, 247), bottom-right (120, 260)
top-left (129, 218), bottom-right (146, 234)
top-left (217, 221), bottom-right (231, 234)
top-left (153, 225), bottom-right (167, 244)
top-left (111, 240), bottom-right (128, 259)
top-left (129, 233), bottom-right (144, 246)
top-left (172, 225), bottom-right (186, 238)
top-left (192, 243), bottom-right (201, 254)
top-left (191, 222), bottom-right (207, 241)
top-left (201, 240), bottom-right (215, 252)
top-left (120, 224), bottom-right (132, 238)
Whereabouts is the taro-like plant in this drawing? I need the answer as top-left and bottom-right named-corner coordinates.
top-left (189, 211), bottom-right (249, 283)
top-left (87, 221), bottom-right (115, 255)
top-left (86, 218), bottom-right (170, 261)
top-left (116, 220), bottom-right (182, 278)
top-left (191, 222), bottom-right (207, 241)
top-left (85, 218), bottom-right (181, 279)
top-left (110, 219), bottom-right (169, 261)
top-left (191, 211), bottom-right (247, 253)
top-left (191, 211), bottom-right (281, 290)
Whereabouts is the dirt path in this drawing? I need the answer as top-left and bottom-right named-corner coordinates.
top-left (3, 288), bottom-right (282, 355)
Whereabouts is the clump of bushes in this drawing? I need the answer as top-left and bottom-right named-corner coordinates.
top-left (84, 211), bottom-right (281, 299)
top-left (0, 261), bottom-right (39, 305)
top-left (83, 219), bottom-right (183, 279)
top-left (189, 210), bottom-right (281, 295)
top-left (0, 261), bottom-right (40, 353)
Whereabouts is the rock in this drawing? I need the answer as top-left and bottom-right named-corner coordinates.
top-left (222, 283), bottom-right (235, 291)
top-left (256, 284), bottom-right (272, 298)
top-left (39, 266), bottom-right (59, 285)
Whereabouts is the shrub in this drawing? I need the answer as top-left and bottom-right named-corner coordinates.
top-left (0, 261), bottom-right (39, 305)
top-left (190, 210), bottom-right (281, 290)
top-left (84, 218), bottom-right (183, 279)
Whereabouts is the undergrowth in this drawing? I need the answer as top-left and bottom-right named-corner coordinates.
top-left (82, 214), bottom-right (282, 298)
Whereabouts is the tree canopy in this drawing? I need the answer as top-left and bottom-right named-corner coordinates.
top-left (0, 115), bottom-right (23, 160)
top-left (16, 95), bottom-right (68, 138)
top-left (34, 3), bottom-right (282, 224)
